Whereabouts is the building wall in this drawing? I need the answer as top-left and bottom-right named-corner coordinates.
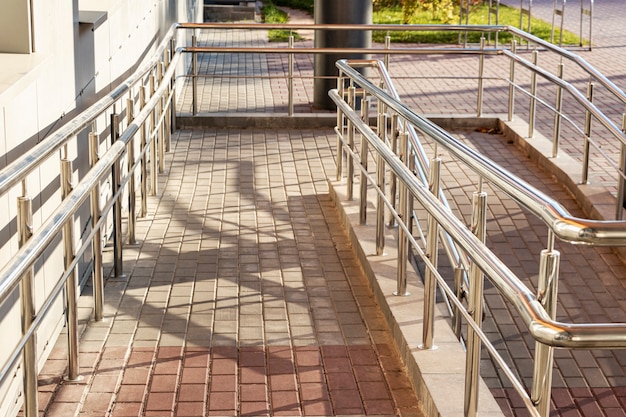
top-left (0, 1), bottom-right (200, 415)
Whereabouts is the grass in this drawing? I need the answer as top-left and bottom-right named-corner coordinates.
top-left (372, 4), bottom-right (582, 45)
top-left (272, 0), bottom-right (314, 14)
top-left (262, 2), bottom-right (303, 42)
top-left (263, 1), bottom-right (582, 45)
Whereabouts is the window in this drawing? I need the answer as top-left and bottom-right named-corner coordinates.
top-left (0, 0), bottom-right (34, 53)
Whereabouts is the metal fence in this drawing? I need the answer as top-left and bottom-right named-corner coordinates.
top-left (331, 58), bottom-right (626, 417)
top-left (0, 21), bottom-right (622, 417)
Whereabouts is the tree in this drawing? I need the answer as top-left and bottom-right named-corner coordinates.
top-left (402, 0), bottom-right (420, 24)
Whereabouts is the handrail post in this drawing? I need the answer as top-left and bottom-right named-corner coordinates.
top-left (288, 35), bottom-right (294, 116)
top-left (529, 49), bottom-right (538, 138)
top-left (531, 232), bottom-right (560, 417)
top-left (376, 106), bottom-right (386, 256)
top-left (464, 190), bottom-right (487, 417)
top-left (347, 85), bottom-right (356, 200)
top-left (149, 73), bottom-right (158, 196)
top-left (18, 185), bottom-right (37, 417)
top-left (359, 91), bottom-right (369, 225)
top-left (169, 37), bottom-right (178, 134)
top-left (336, 74), bottom-right (344, 182)
top-left (164, 51), bottom-right (172, 153)
top-left (111, 113), bottom-right (124, 278)
top-left (508, 40), bottom-right (516, 122)
top-left (552, 62), bottom-right (565, 157)
top-left (384, 34), bottom-right (391, 70)
top-left (89, 130), bottom-right (104, 321)
top-left (394, 131), bottom-right (410, 297)
top-left (388, 114), bottom-right (398, 227)
top-left (60, 157), bottom-right (80, 381)
top-left (617, 113), bottom-right (626, 220)
top-left (581, 81), bottom-right (593, 184)
top-left (421, 157), bottom-right (441, 349)
top-left (139, 85), bottom-right (149, 216)
top-left (127, 97), bottom-right (137, 245)
top-left (407, 138), bottom-right (415, 237)
top-left (452, 266), bottom-right (464, 340)
top-left (477, 37), bottom-right (485, 117)
top-left (192, 34), bottom-right (198, 116)
top-left (157, 62), bottom-right (165, 174)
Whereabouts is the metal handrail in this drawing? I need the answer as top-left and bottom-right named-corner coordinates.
top-left (0, 23), bottom-right (177, 196)
top-left (346, 59), bottom-right (473, 314)
top-left (330, 79), bottom-right (626, 417)
top-left (337, 59), bottom-right (626, 246)
top-left (177, 22), bottom-right (626, 107)
top-left (1, 21), bottom-right (625, 417)
top-left (0, 26), bottom-right (180, 417)
top-left (0, 55), bottom-right (179, 308)
top-left (179, 23), bottom-right (626, 218)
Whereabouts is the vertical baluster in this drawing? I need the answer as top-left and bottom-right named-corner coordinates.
top-left (157, 62), bottom-right (165, 174)
top-left (169, 37), bottom-right (178, 134)
top-left (552, 62), bottom-right (565, 157)
top-left (529, 49), bottom-right (538, 138)
top-left (18, 181), bottom-right (37, 417)
top-left (336, 74), bottom-right (344, 182)
top-left (164, 50), bottom-right (171, 153)
top-left (616, 113), bottom-right (626, 220)
top-left (139, 85), bottom-right (149, 215)
top-left (464, 189), bottom-right (488, 417)
top-left (127, 97), bottom-right (137, 245)
top-left (452, 266), bottom-right (464, 340)
top-left (60, 154), bottom-right (80, 381)
top-left (192, 34), bottom-right (198, 116)
top-left (376, 105), bottom-right (386, 256)
top-left (532, 231), bottom-right (560, 417)
top-left (384, 35), bottom-right (391, 70)
top-left (388, 114), bottom-right (398, 227)
top-left (347, 85), bottom-right (356, 200)
top-left (89, 129), bottom-right (104, 321)
top-left (359, 92), bottom-right (369, 225)
top-left (421, 157), bottom-right (441, 348)
top-left (508, 40), bottom-right (516, 122)
top-left (394, 131), bottom-right (410, 297)
top-left (111, 114), bottom-right (124, 278)
top-left (149, 73), bottom-right (158, 196)
top-left (581, 81), bottom-right (593, 184)
top-left (407, 136), bottom-right (415, 237)
top-left (288, 35), bottom-right (294, 116)
top-left (477, 37), bottom-right (485, 117)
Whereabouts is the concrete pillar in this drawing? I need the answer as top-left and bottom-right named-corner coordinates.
top-left (314, 0), bottom-right (372, 109)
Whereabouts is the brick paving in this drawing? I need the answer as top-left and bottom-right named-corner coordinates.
top-left (36, 129), bottom-right (424, 416)
top-left (31, 3), bottom-right (626, 417)
top-left (440, 130), bottom-right (626, 417)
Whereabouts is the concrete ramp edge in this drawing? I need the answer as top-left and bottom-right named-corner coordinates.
top-left (328, 179), bottom-right (506, 417)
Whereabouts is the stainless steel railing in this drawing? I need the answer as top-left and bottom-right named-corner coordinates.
top-left (331, 58), bottom-right (626, 417)
top-left (0, 24), bottom-right (181, 417)
top-left (178, 22), bottom-right (626, 218)
top-left (2, 21), bottom-right (626, 417)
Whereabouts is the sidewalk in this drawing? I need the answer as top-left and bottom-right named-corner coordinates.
top-left (33, 3), bottom-right (626, 417)
top-left (37, 129), bottom-right (424, 416)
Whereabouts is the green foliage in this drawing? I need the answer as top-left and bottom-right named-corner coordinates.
top-left (373, 3), bottom-right (581, 44)
top-left (374, 0), bottom-right (401, 11)
top-left (401, 0), bottom-right (419, 24)
top-left (261, 0), bottom-right (582, 45)
top-left (262, 1), bottom-right (303, 42)
top-left (273, 0), bottom-right (314, 13)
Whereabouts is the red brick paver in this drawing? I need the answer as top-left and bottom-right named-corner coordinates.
top-left (35, 129), bottom-right (423, 417)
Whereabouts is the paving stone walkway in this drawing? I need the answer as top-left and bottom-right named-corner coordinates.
top-left (37, 129), bottom-right (424, 416)
top-left (33, 3), bottom-right (626, 417)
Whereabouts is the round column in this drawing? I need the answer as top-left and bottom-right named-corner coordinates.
top-left (314, 0), bottom-right (372, 109)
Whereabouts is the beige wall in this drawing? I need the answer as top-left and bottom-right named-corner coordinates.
top-left (0, 1), bottom-right (200, 414)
